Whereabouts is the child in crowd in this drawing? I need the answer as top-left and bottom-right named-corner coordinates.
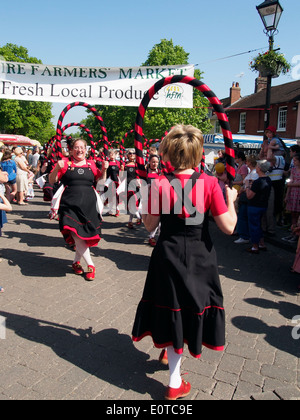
top-left (214, 163), bottom-right (229, 202)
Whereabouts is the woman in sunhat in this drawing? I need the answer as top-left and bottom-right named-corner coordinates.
top-left (265, 125), bottom-right (285, 157)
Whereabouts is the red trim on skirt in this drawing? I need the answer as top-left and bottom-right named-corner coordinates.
top-left (62, 225), bottom-right (101, 248)
top-left (132, 331), bottom-right (224, 359)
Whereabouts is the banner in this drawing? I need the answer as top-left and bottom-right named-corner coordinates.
top-left (0, 61), bottom-right (194, 108)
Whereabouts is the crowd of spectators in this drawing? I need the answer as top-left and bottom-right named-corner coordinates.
top-left (214, 126), bottom-right (300, 284)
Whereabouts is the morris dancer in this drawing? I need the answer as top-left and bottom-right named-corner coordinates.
top-left (106, 149), bottom-right (122, 217)
top-left (124, 149), bottom-right (142, 229)
top-left (146, 154), bottom-right (160, 246)
top-left (132, 125), bottom-right (237, 400)
top-left (49, 139), bottom-right (108, 281)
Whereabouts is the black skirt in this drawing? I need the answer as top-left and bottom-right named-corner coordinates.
top-left (132, 212), bottom-right (225, 359)
top-left (58, 165), bottom-right (102, 247)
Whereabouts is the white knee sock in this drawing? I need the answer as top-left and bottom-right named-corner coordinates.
top-left (167, 346), bottom-right (182, 389)
top-left (72, 234), bottom-right (94, 267)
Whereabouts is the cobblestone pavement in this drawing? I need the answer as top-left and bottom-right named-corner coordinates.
top-left (0, 188), bottom-right (299, 400)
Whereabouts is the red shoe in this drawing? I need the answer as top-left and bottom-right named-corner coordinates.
top-left (86, 265), bottom-right (96, 281)
top-left (115, 210), bottom-right (120, 217)
top-left (159, 349), bottom-right (168, 365)
top-left (136, 218), bottom-right (142, 226)
top-left (149, 238), bottom-right (156, 247)
top-left (72, 261), bottom-right (84, 275)
top-left (165, 379), bottom-right (191, 401)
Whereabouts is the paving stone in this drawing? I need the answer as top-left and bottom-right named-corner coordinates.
top-left (0, 188), bottom-right (299, 400)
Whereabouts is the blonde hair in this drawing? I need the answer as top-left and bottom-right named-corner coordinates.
top-left (14, 147), bottom-right (23, 156)
top-left (159, 125), bottom-right (203, 170)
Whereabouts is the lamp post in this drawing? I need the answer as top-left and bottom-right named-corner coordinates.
top-left (256, 0), bottom-right (283, 130)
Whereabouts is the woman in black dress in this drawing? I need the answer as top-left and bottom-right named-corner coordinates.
top-left (50, 139), bottom-right (108, 281)
top-left (132, 125), bottom-right (237, 400)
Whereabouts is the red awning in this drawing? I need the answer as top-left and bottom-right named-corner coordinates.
top-left (0, 134), bottom-right (41, 147)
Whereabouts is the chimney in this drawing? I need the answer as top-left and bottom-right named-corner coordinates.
top-left (230, 82), bottom-right (241, 105)
top-left (255, 76), bottom-right (267, 93)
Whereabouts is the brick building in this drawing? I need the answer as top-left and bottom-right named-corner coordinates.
top-left (210, 79), bottom-right (300, 140)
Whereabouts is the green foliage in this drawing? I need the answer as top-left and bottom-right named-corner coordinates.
top-left (0, 43), bottom-right (42, 64)
top-left (0, 43), bottom-right (55, 144)
top-left (82, 39), bottom-right (211, 148)
top-left (142, 39), bottom-right (189, 66)
top-left (249, 50), bottom-right (291, 76)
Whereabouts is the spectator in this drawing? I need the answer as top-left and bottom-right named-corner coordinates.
top-left (245, 160), bottom-right (272, 254)
top-left (214, 163), bottom-right (229, 202)
top-left (284, 145), bottom-right (300, 178)
top-left (264, 146), bottom-right (286, 231)
top-left (0, 191), bottom-right (12, 233)
top-left (0, 191), bottom-right (12, 293)
top-left (0, 150), bottom-right (17, 202)
top-left (290, 217), bottom-right (300, 287)
top-left (27, 149), bottom-right (33, 167)
top-left (259, 137), bottom-right (269, 160)
top-left (31, 147), bottom-right (41, 178)
top-left (234, 151), bottom-right (249, 186)
top-left (31, 147), bottom-right (40, 169)
top-left (283, 153), bottom-right (300, 243)
top-left (0, 145), bottom-right (5, 161)
top-left (216, 149), bottom-right (226, 164)
top-left (14, 147), bottom-right (31, 205)
top-left (234, 155), bottom-right (259, 245)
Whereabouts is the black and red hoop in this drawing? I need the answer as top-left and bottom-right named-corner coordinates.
top-left (55, 102), bottom-right (109, 160)
top-left (134, 75), bottom-right (235, 182)
top-left (62, 122), bottom-right (96, 158)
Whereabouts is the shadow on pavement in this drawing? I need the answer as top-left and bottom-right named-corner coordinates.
top-left (0, 311), bottom-right (167, 400)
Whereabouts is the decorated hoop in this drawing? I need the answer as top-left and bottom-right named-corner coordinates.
top-left (121, 129), bottom-right (147, 164)
top-left (134, 75), bottom-right (235, 182)
top-left (47, 134), bottom-right (72, 167)
top-left (56, 102), bottom-right (109, 160)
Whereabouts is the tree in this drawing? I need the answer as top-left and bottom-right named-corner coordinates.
top-left (81, 39), bottom-right (211, 147)
top-left (141, 39), bottom-right (212, 139)
top-left (0, 43), bottom-right (55, 144)
top-left (142, 39), bottom-right (189, 66)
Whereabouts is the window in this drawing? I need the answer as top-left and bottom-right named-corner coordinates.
top-left (239, 112), bottom-right (246, 133)
top-left (215, 120), bottom-right (221, 133)
top-left (277, 106), bottom-right (287, 131)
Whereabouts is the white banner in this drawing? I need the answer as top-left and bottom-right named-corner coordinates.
top-left (0, 61), bottom-right (194, 108)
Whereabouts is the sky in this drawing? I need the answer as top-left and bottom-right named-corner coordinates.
top-left (1, 0), bottom-right (299, 131)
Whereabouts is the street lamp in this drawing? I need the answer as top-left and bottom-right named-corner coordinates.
top-left (256, 0), bottom-right (284, 130)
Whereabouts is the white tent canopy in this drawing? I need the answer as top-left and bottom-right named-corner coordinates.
top-left (203, 133), bottom-right (297, 148)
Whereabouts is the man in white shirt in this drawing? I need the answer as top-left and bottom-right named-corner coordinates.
top-left (31, 147), bottom-right (40, 169)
